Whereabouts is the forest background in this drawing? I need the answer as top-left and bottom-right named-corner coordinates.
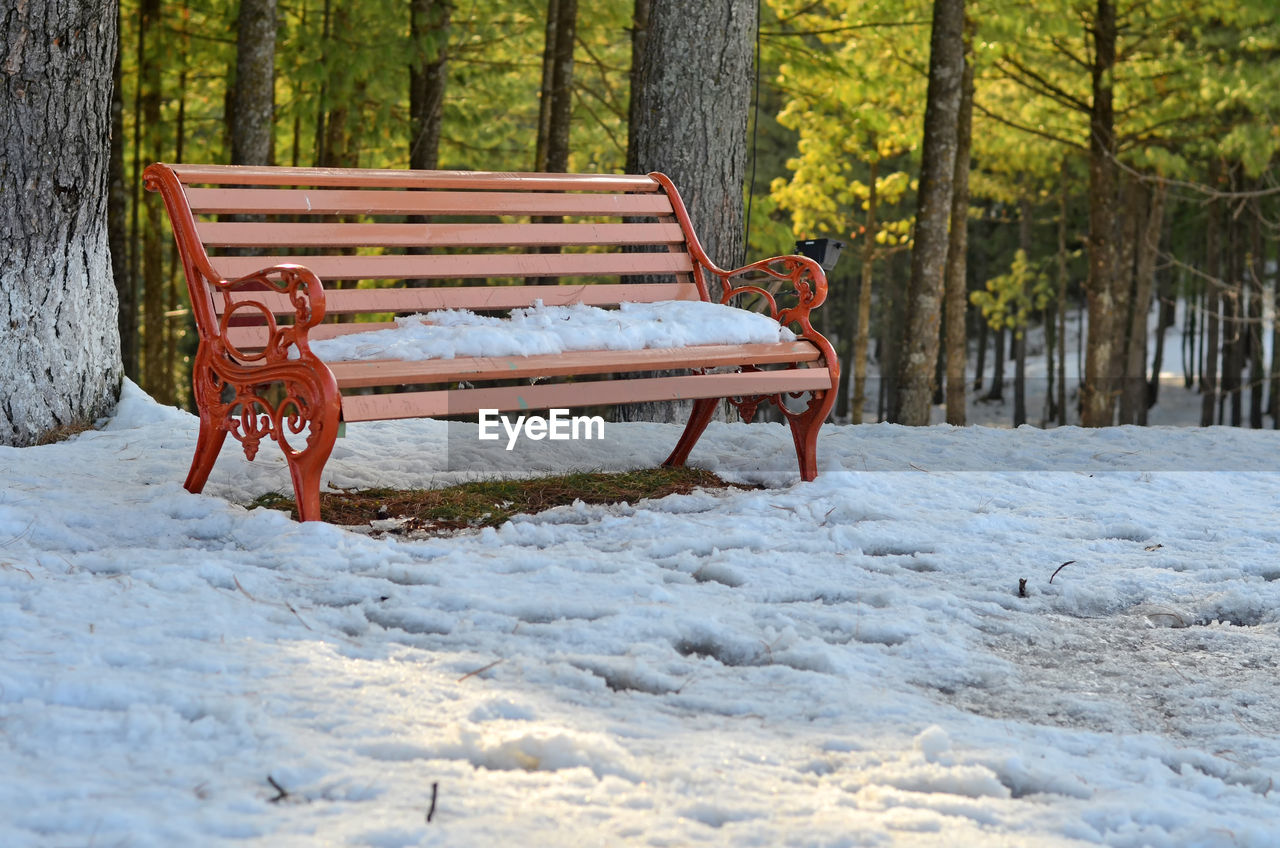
top-left (110, 0), bottom-right (1280, 430)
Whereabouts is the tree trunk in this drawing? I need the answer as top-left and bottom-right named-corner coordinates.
top-left (1081, 0), bottom-right (1119, 427)
top-left (230, 0), bottom-right (276, 166)
top-left (140, 0), bottom-right (168, 402)
top-left (109, 2), bottom-right (135, 382)
top-left (1, 0), bottom-right (122, 446)
top-left (985, 326), bottom-right (1005, 401)
top-left (1247, 195), bottom-right (1264, 428)
top-left (893, 0), bottom-right (965, 425)
top-left (409, 0), bottom-right (450, 171)
top-left (1200, 173), bottom-right (1221, 427)
top-left (622, 0), bottom-right (754, 423)
top-left (1119, 180), bottom-right (1165, 425)
top-left (1014, 196), bottom-right (1032, 427)
top-left (1051, 156), bottom-right (1070, 425)
top-left (943, 27), bottom-right (973, 426)
top-left (535, 0), bottom-right (577, 173)
top-left (849, 156), bottom-right (878, 424)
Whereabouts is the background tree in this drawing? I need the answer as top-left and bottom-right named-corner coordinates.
top-left (230, 0), bottom-right (277, 165)
top-left (892, 0), bottom-right (965, 425)
top-left (409, 0), bottom-right (451, 170)
top-left (1, 0), bottom-right (122, 446)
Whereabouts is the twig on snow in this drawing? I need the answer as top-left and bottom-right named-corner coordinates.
top-left (457, 659), bottom-right (504, 682)
top-left (426, 781), bottom-right (439, 823)
top-left (1049, 561), bottom-right (1077, 583)
top-left (266, 775), bottom-right (289, 804)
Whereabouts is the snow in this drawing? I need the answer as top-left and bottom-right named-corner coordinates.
top-left (3, 376), bottom-right (1280, 846)
top-left (306, 300), bottom-right (797, 362)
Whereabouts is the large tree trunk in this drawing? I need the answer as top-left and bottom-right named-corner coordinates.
top-left (622, 0), bottom-right (754, 423)
top-left (1081, 0), bottom-right (1119, 426)
top-left (1, 0), bottom-right (122, 446)
top-left (230, 0), bottom-right (276, 166)
top-left (892, 0), bottom-right (965, 425)
top-left (409, 0), bottom-right (450, 171)
top-left (943, 28), bottom-right (973, 426)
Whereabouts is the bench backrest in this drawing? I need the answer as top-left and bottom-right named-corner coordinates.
top-left (144, 165), bottom-right (721, 349)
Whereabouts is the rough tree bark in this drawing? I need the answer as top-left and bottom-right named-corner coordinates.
top-left (409, 0), bottom-right (450, 171)
top-left (943, 26), bottom-right (973, 426)
top-left (1, 0), bottom-right (122, 446)
top-left (892, 0), bottom-right (965, 425)
top-left (1081, 0), bottom-right (1120, 427)
top-left (622, 0), bottom-right (754, 423)
top-left (230, 0), bottom-right (277, 166)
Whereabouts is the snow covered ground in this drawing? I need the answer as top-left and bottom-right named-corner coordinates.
top-left (4, 376), bottom-right (1280, 847)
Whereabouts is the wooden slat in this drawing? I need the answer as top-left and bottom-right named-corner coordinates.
top-left (170, 164), bottom-right (661, 192)
top-left (340, 369), bottom-right (833, 421)
top-left (327, 342), bottom-right (823, 388)
top-left (184, 187), bottom-right (675, 217)
top-left (198, 221), bottom-right (687, 249)
top-left (214, 283), bottom-right (701, 316)
top-left (211, 251), bottom-right (693, 281)
top-left (223, 321), bottom-right (398, 350)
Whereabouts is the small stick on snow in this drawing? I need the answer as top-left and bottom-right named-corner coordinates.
top-left (1049, 561), bottom-right (1077, 583)
top-left (266, 775), bottom-right (289, 804)
top-left (457, 659), bottom-right (504, 682)
top-left (426, 781), bottom-right (439, 823)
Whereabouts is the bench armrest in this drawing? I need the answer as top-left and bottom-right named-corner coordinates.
top-left (210, 264), bottom-right (328, 364)
top-left (714, 255), bottom-right (828, 335)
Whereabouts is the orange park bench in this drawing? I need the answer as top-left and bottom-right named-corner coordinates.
top-left (144, 164), bottom-right (839, 521)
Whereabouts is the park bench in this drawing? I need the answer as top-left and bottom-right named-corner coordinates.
top-left (143, 164), bottom-right (839, 521)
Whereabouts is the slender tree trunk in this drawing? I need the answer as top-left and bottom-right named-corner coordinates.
top-left (1052, 156), bottom-right (1070, 424)
top-left (1200, 173), bottom-right (1221, 427)
top-left (1013, 196), bottom-right (1032, 427)
top-left (535, 0), bottom-right (577, 172)
top-left (1247, 195), bottom-right (1264, 428)
top-left (1120, 180), bottom-right (1165, 425)
top-left (409, 0), bottom-right (450, 171)
top-left (944, 26), bottom-right (973, 426)
top-left (985, 326), bottom-right (1005, 401)
top-left (1269, 234), bottom-right (1280, 427)
top-left (1, 0), bottom-right (122, 445)
top-left (140, 0), bottom-right (169, 402)
top-left (109, 2), bottom-right (135, 382)
top-left (850, 156), bottom-right (878, 424)
top-left (623, 0), bottom-right (754, 423)
top-left (973, 314), bottom-right (987, 392)
top-left (893, 0), bottom-right (965, 424)
top-left (230, 0), bottom-right (276, 166)
top-left (1081, 0), bottom-right (1119, 426)
top-left (1222, 181), bottom-right (1242, 427)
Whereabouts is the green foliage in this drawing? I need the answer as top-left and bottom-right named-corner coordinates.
top-left (970, 249), bottom-right (1052, 336)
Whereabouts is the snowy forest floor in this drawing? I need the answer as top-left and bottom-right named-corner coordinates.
top-left (4, 375), bottom-right (1280, 846)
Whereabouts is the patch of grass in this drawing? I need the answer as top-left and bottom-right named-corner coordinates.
top-left (251, 467), bottom-right (755, 535)
top-left (34, 421), bottom-right (95, 446)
